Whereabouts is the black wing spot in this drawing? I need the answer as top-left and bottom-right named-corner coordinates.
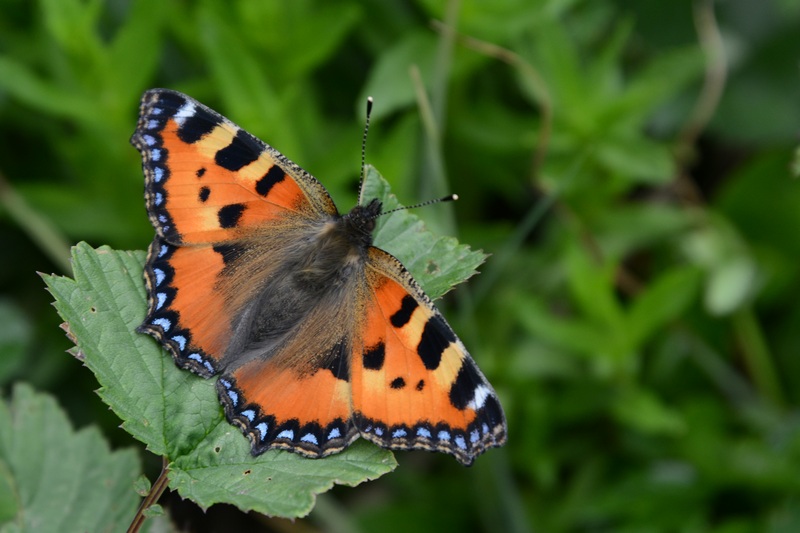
top-left (390, 377), bottom-right (406, 389)
top-left (213, 243), bottom-right (245, 266)
top-left (449, 359), bottom-right (483, 410)
top-left (256, 166), bottom-right (286, 196)
top-left (199, 186), bottom-right (211, 203)
top-left (196, 167), bottom-right (206, 178)
top-left (363, 342), bottom-right (385, 370)
top-left (390, 295), bottom-right (418, 328)
top-left (177, 108), bottom-right (219, 144)
top-left (215, 129), bottom-right (260, 171)
top-left (416, 379), bottom-right (425, 391)
top-left (218, 203), bottom-right (246, 228)
top-left (324, 341), bottom-right (350, 381)
top-left (481, 395), bottom-right (505, 426)
top-left (417, 314), bottom-right (456, 370)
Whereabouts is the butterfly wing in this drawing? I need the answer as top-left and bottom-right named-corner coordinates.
top-left (351, 248), bottom-right (507, 465)
top-left (133, 89), bottom-right (337, 245)
top-left (132, 88), bottom-right (338, 377)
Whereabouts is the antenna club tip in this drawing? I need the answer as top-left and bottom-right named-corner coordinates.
top-left (451, 193), bottom-right (459, 201)
top-left (367, 96), bottom-right (374, 103)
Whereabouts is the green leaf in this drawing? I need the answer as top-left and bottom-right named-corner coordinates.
top-left (360, 31), bottom-right (438, 121)
top-left (0, 57), bottom-right (96, 123)
top-left (594, 135), bottom-right (674, 184)
top-left (627, 266), bottom-right (703, 347)
top-left (612, 387), bottom-right (685, 436)
top-left (365, 166), bottom-right (487, 300)
top-left (107, 0), bottom-right (166, 104)
top-left (512, 295), bottom-right (608, 358)
top-left (41, 169), bottom-right (481, 518)
top-left (0, 383), bottom-right (141, 532)
top-left (233, 1), bottom-right (361, 80)
top-left (705, 256), bottom-right (758, 316)
top-left (565, 244), bottom-right (623, 328)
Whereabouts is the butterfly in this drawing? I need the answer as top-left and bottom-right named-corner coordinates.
top-left (130, 89), bottom-right (506, 466)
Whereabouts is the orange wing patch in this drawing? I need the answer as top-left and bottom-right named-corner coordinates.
top-left (351, 248), bottom-right (506, 466)
top-left (218, 355), bottom-right (358, 457)
top-left (138, 240), bottom-right (235, 377)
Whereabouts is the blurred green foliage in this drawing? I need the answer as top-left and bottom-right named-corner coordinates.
top-left (1, 0), bottom-right (800, 531)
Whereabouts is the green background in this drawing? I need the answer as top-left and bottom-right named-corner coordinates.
top-left (2, 0), bottom-right (800, 531)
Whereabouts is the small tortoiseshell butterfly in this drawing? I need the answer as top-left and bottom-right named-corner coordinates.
top-left (131, 89), bottom-right (506, 465)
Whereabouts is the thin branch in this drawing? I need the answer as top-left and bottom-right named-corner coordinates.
top-left (127, 456), bottom-right (170, 533)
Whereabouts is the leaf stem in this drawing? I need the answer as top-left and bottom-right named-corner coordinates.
top-left (127, 456), bottom-right (170, 533)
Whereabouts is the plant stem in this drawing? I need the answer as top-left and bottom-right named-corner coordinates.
top-left (127, 457), bottom-right (170, 533)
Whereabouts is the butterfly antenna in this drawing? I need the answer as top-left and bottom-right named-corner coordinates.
top-left (377, 194), bottom-right (459, 218)
top-left (357, 96), bottom-right (374, 206)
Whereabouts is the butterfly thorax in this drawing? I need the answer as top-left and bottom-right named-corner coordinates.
top-left (221, 199), bottom-right (382, 366)
top-left (339, 198), bottom-right (381, 248)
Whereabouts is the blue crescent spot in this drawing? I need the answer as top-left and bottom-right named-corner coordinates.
top-left (153, 167), bottom-right (164, 182)
top-left (276, 429), bottom-right (294, 440)
top-left (470, 430), bottom-right (480, 443)
top-left (455, 436), bottom-right (467, 450)
top-left (203, 360), bottom-right (214, 373)
top-left (152, 317), bottom-right (171, 331)
top-left (188, 353), bottom-right (202, 362)
top-left (327, 427), bottom-right (342, 440)
top-left (151, 107), bottom-right (163, 115)
top-left (437, 430), bottom-right (451, 441)
top-left (416, 427), bottom-right (432, 438)
top-left (151, 149), bottom-right (161, 161)
top-left (153, 268), bottom-right (165, 286)
top-left (158, 244), bottom-right (169, 257)
top-left (154, 192), bottom-right (163, 206)
top-left (392, 429), bottom-right (407, 438)
top-left (171, 335), bottom-right (186, 350)
top-left (300, 433), bottom-right (319, 445)
top-left (374, 427), bottom-right (384, 437)
top-left (482, 423), bottom-right (489, 434)
top-left (219, 379), bottom-right (231, 389)
top-left (143, 134), bottom-right (156, 146)
top-left (240, 409), bottom-right (255, 422)
top-left (256, 422), bottom-right (268, 440)
top-left (363, 425), bottom-right (372, 433)
top-left (226, 390), bottom-right (238, 406)
top-left (147, 119), bottom-right (159, 130)
top-left (155, 292), bottom-right (166, 310)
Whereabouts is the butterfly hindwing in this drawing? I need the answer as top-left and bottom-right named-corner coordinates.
top-left (351, 248), bottom-right (506, 466)
top-left (217, 346), bottom-right (358, 458)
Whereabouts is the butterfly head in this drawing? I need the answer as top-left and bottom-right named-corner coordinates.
top-left (343, 198), bottom-right (382, 243)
